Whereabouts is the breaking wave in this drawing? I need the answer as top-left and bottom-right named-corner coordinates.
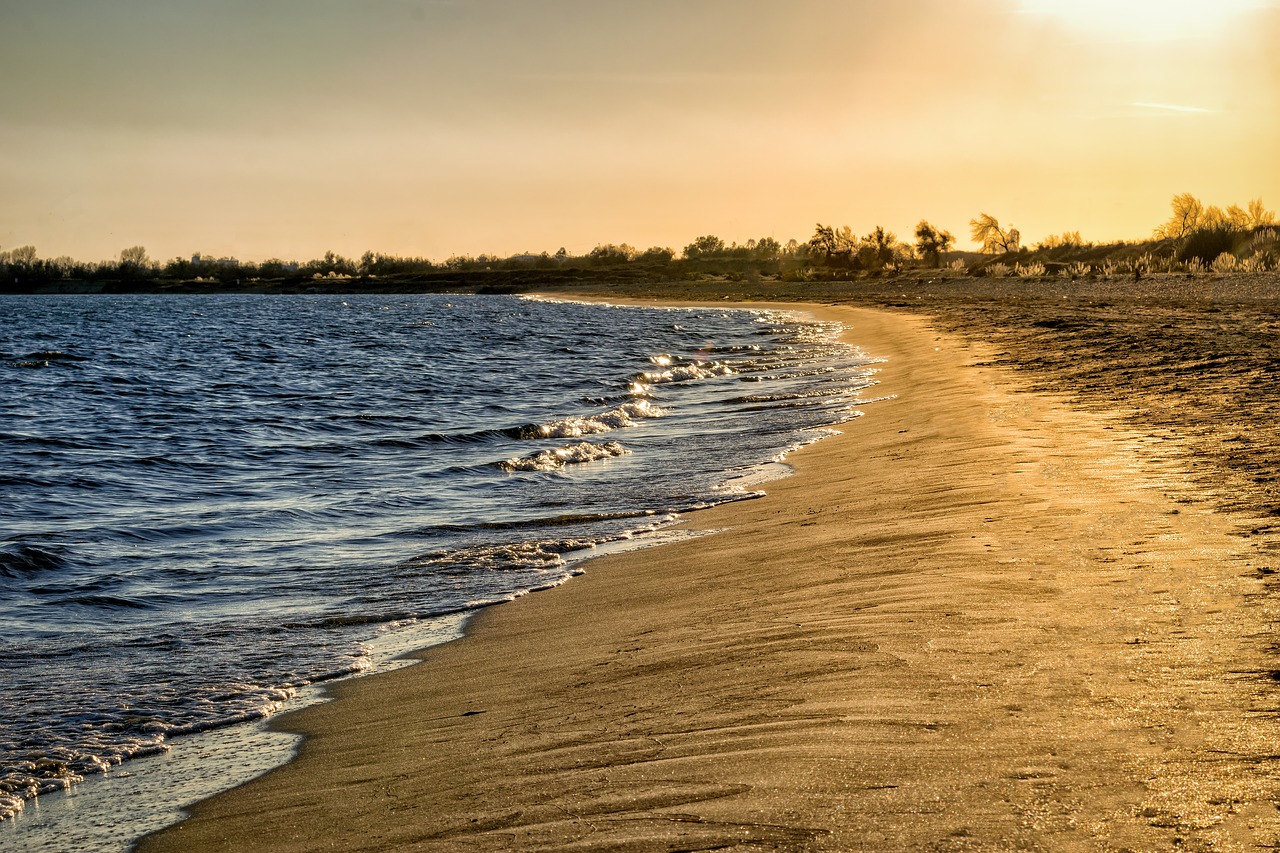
top-left (530, 401), bottom-right (665, 438)
top-left (499, 441), bottom-right (630, 472)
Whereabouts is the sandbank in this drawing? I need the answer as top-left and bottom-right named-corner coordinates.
top-left (139, 302), bottom-right (1280, 851)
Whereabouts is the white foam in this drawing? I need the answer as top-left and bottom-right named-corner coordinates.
top-left (1, 614), bottom-right (468, 853)
top-left (637, 360), bottom-right (736, 385)
top-left (535, 401), bottom-right (664, 438)
top-left (500, 441), bottom-right (630, 472)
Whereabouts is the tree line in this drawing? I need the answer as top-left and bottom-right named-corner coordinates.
top-left (2, 193), bottom-right (1277, 288)
top-left (0, 225), bottom-right (961, 286)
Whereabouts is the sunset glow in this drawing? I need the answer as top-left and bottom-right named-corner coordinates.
top-left (1, 0), bottom-right (1277, 261)
top-left (1019, 0), bottom-right (1271, 41)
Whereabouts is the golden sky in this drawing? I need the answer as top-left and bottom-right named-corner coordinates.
top-left (2, 0), bottom-right (1277, 262)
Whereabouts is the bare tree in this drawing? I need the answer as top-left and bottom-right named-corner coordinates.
top-left (969, 213), bottom-right (1019, 253)
top-left (119, 245), bottom-right (150, 267)
top-left (1153, 192), bottom-right (1203, 239)
top-left (6, 245), bottom-right (37, 265)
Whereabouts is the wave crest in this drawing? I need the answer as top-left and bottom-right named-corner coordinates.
top-left (0, 544), bottom-right (67, 580)
top-left (499, 441), bottom-right (630, 472)
top-left (533, 401), bottom-right (664, 438)
top-left (634, 358), bottom-right (736, 386)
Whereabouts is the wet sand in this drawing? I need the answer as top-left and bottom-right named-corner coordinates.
top-left (140, 299), bottom-right (1280, 851)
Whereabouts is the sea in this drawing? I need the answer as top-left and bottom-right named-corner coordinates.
top-left (0, 292), bottom-right (881, 851)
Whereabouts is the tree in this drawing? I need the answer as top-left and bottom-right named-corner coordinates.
top-left (1037, 231), bottom-right (1085, 250)
top-left (587, 244), bottom-right (637, 266)
top-left (860, 226), bottom-right (899, 271)
top-left (1154, 192), bottom-right (1203, 239)
top-left (49, 256), bottom-right (79, 278)
top-left (1226, 205), bottom-right (1252, 230)
top-left (119, 245), bottom-right (149, 267)
top-left (1200, 205), bottom-right (1230, 231)
top-left (1248, 198), bottom-right (1277, 227)
top-left (809, 224), bottom-right (838, 259)
top-left (752, 237), bottom-right (782, 261)
top-left (638, 246), bottom-right (675, 263)
top-left (683, 235), bottom-right (725, 260)
top-left (969, 213), bottom-right (1019, 253)
top-left (258, 258), bottom-right (295, 278)
top-left (808, 224), bottom-right (857, 264)
top-left (4, 245), bottom-right (37, 266)
top-left (914, 221), bottom-right (954, 267)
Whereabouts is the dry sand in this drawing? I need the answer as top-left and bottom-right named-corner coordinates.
top-left (140, 302), bottom-right (1280, 851)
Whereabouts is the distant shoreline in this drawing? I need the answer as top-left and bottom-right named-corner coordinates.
top-left (5, 265), bottom-right (1277, 300)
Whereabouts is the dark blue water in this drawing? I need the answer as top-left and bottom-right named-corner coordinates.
top-left (0, 293), bottom-right (878, 832)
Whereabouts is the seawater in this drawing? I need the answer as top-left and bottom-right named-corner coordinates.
top-left (0, 293), bottom-right (880, 850)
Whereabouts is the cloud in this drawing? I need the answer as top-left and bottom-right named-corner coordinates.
top-left (1132, 102), bottom-right (1214, 115)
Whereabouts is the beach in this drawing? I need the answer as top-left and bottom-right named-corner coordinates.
top-left (139, 298), bottom-right (1280, 851)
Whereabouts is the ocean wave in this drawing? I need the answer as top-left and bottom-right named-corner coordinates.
top-left (731, 387), bottom-right (858, 404)
top-left (0, 678), bottom-right (302, 821)
top-left (633, 356), bottom-right (736, 385)
top-left (0, 544), bottom-right (67, 579)
top-left (0, 433), bottom-right (98, 449)
top-left (404, 509), bottom-right (658, 537)
top-left (737, 366), bottom-right (839, 382)
top-left (531, 401), bottom-right (664, 438)
top-left (498, 441), bottom-right (630, 472)
top-left (396, 536), bottom-right (603, 578)
top-left (8, 350), bottom-right (90, 369)
top-left (371, 424), bottom-right (577, 445)
top-left (50, 593), bottom-right (154, 610)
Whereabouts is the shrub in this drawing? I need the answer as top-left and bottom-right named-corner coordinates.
top-left (1211, 252), bottom-right (1238, 274)
top-left (1253, 229), bottom-right (1279, 255)
top-left (1240, 255), bottom-right (1267, 273)
top-left (1179, 228), bottom-right (1241, 265)
top-left (986, 262), bottom-right (1012, 278)
top-left (1016, 262), bottom-right (1046, 277)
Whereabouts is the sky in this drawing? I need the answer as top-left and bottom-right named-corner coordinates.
top-left (2, 0), bottom-right (1278, 262)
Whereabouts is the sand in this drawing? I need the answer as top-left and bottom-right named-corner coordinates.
top-left (139, 302), bottom-right (1280, 851)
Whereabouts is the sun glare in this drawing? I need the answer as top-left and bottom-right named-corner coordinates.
top-left (1019, 0), bottom-right (1271, 41)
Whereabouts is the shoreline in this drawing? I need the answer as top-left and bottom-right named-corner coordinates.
top-left (2, 295), bottom-right (857, 851)
top-left (140, 301), bottom-right (1280, 850)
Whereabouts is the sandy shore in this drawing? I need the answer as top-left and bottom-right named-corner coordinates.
top-left (140, 302), bottom-right (1280, 851)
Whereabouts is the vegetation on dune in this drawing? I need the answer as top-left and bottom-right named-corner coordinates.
top-left (2, 194), bottom-right (1278, 293)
